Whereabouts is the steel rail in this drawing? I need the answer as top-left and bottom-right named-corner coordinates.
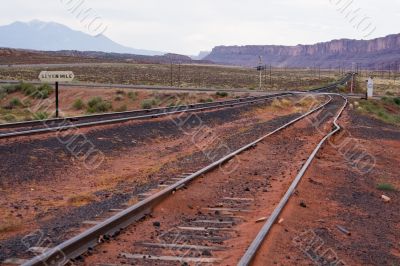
top-left (309, 73), bottom-right (353, 93)
top-left (0, 79), bottom-right (264, 94)
top-left (22, 94), bottom-right (333, 266)
top-left (0, 94), bottom-right (290, 139)
top-left (237, 93), bottom-right (348, 266)
top-left (0, 95), bottom-right (266, 130)
top-left (0, 73), bottom-right (352, 139)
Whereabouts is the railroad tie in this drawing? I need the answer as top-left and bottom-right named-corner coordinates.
top-left (120, 253), bottom-right (221, 264)
top-left (82, 220), bottom-right (101, 225)
top-left (136, 242), bottom-right (226, 251)
top-left (223, 197), bottom-right (254, 202)
top-left (192, 220), bottom-right (234, 225)
top-left (28, 246), bottom-right (51, 254)
top-left (204, 207), bottom-right (252, 213)
top-left (177, 226), bottom-right (236, 232)
top-left (2, 258), bottom-right (29, 265)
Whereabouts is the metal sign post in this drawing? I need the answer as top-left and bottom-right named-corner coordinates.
top-left (38, 71), bottom-right (74, 118)
top-left (256, 56), bottom-right (266, 90)
top-left (367, 77), bottom-right (374, 99)
top-left (55, 82), bottom-right (59, 118)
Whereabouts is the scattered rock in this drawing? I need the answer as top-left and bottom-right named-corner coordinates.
top-left (300, 201), bottom-right (307, 208)
top-left (256, 217), bottom-right (268, 223)
top-left (153, 221), bottom-right (161, 227)
top-left (278, 218), bottom-right (284, 224)
top-left (202, 250), bottom-right (212, 257)
top-left (336, 225), bottom-right (351, 236)
top-left (382, 195), bottom-right (391, 203)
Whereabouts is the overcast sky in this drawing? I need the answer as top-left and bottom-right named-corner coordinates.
top-left (1, 0), bottom-right (399, 55)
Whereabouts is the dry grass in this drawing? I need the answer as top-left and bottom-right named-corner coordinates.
top-left (126, 197), bottom-right (139, 206)
top-left (356, 72), bottom-right (400, 96)
top-left (0, 64), bottom-right (337, 91)
top-left (0, 216), bottom-right (21, 233)
top-left (66, 193), bottom-right (97, 207)
top-left (271, 98), bottom-right (293, 109)
top-left (0, 86), bottom-right (240, 123)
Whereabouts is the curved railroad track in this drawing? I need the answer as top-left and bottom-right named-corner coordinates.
top-left (14, 92), bottom-right (349, 266)
top-left (0, 73), bottom-right (352, 140)
top-left (0, 94), bottom-right (290, 139)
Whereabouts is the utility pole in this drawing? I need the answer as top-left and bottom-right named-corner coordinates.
top-left (314, 63), bottom-right (317, 78)
top-left (350, 73), bottom-right (354, 94)
top-left (256, 56), bottom-right (265, 90)
top-left (170, 61), bottom-right (173, 87)
top-left (178, 64), bottom-right (181, 87)
top-left (319, 66), bottom-right (321, 80)
top-left (264, 64), bottom-right (267, 86)
top-left (269, 65), bottom-right (272, 86)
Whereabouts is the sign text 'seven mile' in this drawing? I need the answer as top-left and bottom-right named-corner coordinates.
top-left (39, 71), bottom-right (75, 83)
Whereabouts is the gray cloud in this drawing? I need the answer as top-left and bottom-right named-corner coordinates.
top-left (0, 0), bottom-right (398, 54)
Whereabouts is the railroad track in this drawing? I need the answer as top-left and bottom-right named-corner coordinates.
top-left (0, 73), bottom-right (352, 139)
top-left (7, 92), bottom-right (349, 266)
top-left (0, 94), bottom-right (290, 139)
top-left (1, 75), bottom-right (352, 266)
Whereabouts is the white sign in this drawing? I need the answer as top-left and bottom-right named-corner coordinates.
top-left (367, 78), bottom-right (374, 98)
top-left (39, 71), bottom-right (75, 83)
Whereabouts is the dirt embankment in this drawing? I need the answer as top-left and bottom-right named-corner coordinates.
top-left (0, 95), bottom-right (319, 262)
top-left (255, 108), bottom-right (400, 265)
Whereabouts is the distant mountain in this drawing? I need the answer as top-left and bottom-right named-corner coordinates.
top-left (191, 51), bottom-right (211, 60)
top-left (205, 34), bottom-right (400, 69)
top-left (0, 20), bottom-right (164, 56)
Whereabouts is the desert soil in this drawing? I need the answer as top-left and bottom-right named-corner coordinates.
top-left (0, 95), bottom-right (317, 262)
top-left (254, 106), bottom-right (400, 265)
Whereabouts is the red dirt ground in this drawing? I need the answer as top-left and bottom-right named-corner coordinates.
top-left (0, 96), bottom-right (311, 247)
top-left (254, 109), bottom-right (400, 266)
top-left (80, 98), bottom-right (337, 265)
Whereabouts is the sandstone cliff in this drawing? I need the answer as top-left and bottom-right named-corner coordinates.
top-left (205, 34), bottom-right (400, 69)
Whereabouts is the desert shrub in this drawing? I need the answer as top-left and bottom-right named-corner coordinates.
top-left (13, 82), bottom-right (53, 99)
top-left (17, 82), bottom-right (36, 96)
top-left (33, 111), bottom-right (49, 120)
top-left (3, 114), bottom-right (16, 122)
top-left (87, 97), bottom-right (112, 113)
top-left (141, 99), bottom-right (157, 109)
top-left (115, 105), bottom-right (127, 112)
top-left (116, 89), bottom-right (126, 95)
top-left (35, 84), bottom-right (54, 99)
top-left (23, 99), bottom-right (32, 107)
top-left (394, 97), bottom-right (400, 106)
top-left (216, 91), bottom-right (228, 97)
top-left (199, 98), bottom-right (214, 103)
top-left (1, 84), bottom-right (19, 94)
top-left (358, 100), bottom-right (400, 125)
top-left (377, 183), bottom-right (396, 191)
top-left (72, 99), bottom-right (85, 110)
top-left (128, 91), bottom-right (138, 101)
top-left (114, 95), bottom-right (124, 101)
top-left (9, 97), bottom-right (22, 108)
